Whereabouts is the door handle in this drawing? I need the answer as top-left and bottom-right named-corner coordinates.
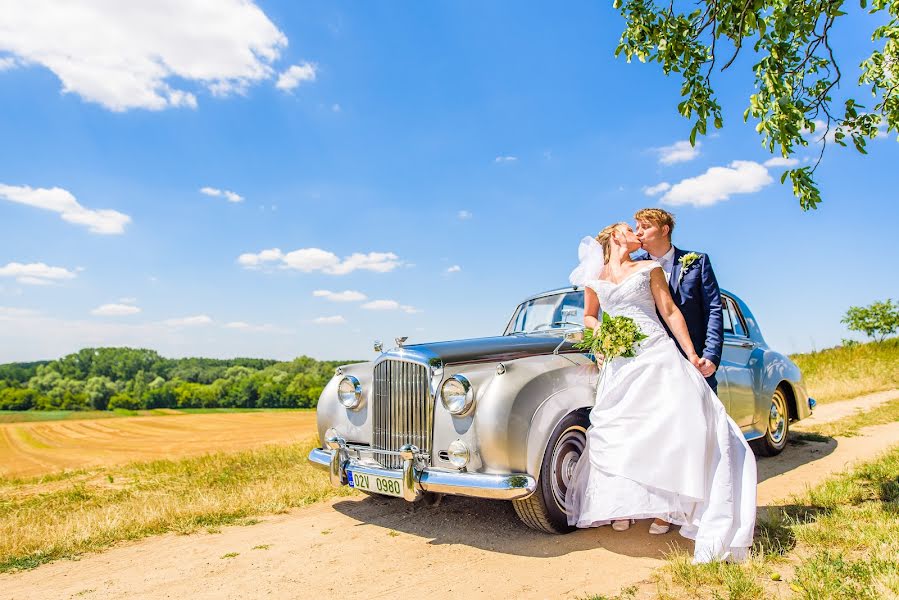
top-left (725, 339), bottom-right (754, 348)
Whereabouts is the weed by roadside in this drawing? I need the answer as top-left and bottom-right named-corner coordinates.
top-left (646, 444), bottom-right (899, 599)
top-left (0, 437), bottom-right (355, 573)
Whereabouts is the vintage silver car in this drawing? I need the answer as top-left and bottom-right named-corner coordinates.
top-left (308, 286), bottom-right (814, 533)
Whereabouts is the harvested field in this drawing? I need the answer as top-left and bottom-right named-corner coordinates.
top-left (0, 411), bottom-right (318, 479)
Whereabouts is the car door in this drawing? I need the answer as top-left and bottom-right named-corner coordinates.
top-left (719, 296), bottom-right (756, 427)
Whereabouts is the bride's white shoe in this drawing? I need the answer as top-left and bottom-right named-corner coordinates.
top-left (611, 519), bottom-right (635, 531)
top-left (649, 520), bottom-right (670, 535)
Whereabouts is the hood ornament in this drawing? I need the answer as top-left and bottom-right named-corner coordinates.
top-left (374, 340), bottom-right (383, 353)
top-left (395, 336), bottom-right (408, 348)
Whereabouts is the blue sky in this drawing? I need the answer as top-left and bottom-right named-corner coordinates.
top-left (1, 1), bottom-right (896, 363)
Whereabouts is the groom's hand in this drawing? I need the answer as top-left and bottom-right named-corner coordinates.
top-left (698, 358), bottom-right (717, 378)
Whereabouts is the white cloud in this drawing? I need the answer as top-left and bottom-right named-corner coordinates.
top-left (495, 156), bottom-right (517, 163)
top-left (313, 315), bottom-right (346, 325)
top-left (458, 210), bottom-right (472, 220)
top-left (313, 289), bottom-right (367, 302)
top-left (237, 247), bottom-right (283, 267)
top-left (362, 300), bottom-right (421, 313)
top-left (763, 157), bottom-right (800, 168)
top-left (0, 183), bottom-right (131, 234)
top-left (276, 62), bottom-right (317, 91)
top-left (655, 140), bottom-right (701, 165)
top-left (0, 0), bottom-right (288, 111)
top-left (0, 56), bottom-right (17, 71)
top-left (239, 247), bottom-right (404, 275)
top-left (91, 303), bottom-right (141, 316)
top-left (660, 160), bottom-right (773, 207)
top-left (643, 182), bottom-right (672, 196)
top-left (200, 186), bottom-right (244, 203)
top-left (162, 314), bottom-right (212, 327)
top-left (446, 265), bottom-right (461, 273)
top-left (0, 261), bottom-right (77, 285)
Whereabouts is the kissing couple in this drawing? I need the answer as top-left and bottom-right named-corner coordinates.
top-left (566, 208), bottom-right (757, 564)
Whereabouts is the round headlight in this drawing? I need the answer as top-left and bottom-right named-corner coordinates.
top-left (447, 439), bottom-right (470, 468)
top-left (441, 375), bottom-right (474, 415)
top-left (337, 375), bottom-right (363, 410)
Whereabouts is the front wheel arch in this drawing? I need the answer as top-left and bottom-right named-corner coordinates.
top-left (513, 410), bottom-right (589, 534)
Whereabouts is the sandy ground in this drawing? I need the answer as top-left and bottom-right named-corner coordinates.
top-left (2, 391), bottom-right (898, 600)
top-left (795, 388), bottom-right (898, 426)
top-left (0, 411), bottom-right (318, 479)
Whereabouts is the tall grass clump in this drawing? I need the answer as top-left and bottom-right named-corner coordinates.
top-left (0, 436), bottom-right (355, 572)
top-left (791, 338), bottom-right (899, 403)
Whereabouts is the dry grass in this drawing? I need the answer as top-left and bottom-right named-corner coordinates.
top-left (791, 338), bottom-right (899, 404)
top-left (0, 437), bottom-right (356, 572)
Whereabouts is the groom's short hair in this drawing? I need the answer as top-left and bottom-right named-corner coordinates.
top-left (635, 208), bottom-right (675, 239)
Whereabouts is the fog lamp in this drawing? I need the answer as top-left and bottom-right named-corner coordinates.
top-left (447, 439), bottom-right (470, 468)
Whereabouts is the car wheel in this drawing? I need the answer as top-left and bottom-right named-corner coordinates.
top-left (750, 387), bottom-right (790, 457)
top-left (512, 411), bottom-right (588, 534)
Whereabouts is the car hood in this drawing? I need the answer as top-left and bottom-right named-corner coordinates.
top-left (401, 333), bottom-right (576, 366)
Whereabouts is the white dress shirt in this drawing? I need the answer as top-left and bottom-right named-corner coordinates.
top-left (650, 245), bottom-right (676, 283)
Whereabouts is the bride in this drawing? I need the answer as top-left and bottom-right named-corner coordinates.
top-left (565, 222), bottom-right (757, 564)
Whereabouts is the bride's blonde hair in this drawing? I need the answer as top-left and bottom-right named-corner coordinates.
top-left (595, 222), bottom-right (628, 263)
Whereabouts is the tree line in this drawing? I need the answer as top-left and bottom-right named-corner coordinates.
top-left (0, 347), bottom-right (357, 411)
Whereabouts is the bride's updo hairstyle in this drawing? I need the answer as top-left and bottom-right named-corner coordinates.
top-left (595, 222), bottom-right (628, 263)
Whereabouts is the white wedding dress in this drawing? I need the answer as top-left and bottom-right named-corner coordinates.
top-left (565, 261), bottom-right (757, 563)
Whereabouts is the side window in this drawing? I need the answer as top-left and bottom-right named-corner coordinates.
top-left (721, 298), bottom-right (735, 334)
top-left (725, 297), bottom-right (748, 337)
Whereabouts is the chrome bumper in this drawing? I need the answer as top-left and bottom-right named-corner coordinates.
top-left (308, 436), bottom-right (536, 502)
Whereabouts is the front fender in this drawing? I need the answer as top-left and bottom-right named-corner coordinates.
top-left (469, 353), bottom-right (596, 476)
top-left (758, 350), bottom-right (809, 422)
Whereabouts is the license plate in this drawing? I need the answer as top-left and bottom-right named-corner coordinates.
top-left (348, 470), bottom-right (403, 498)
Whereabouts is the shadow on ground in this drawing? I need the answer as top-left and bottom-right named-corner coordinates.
top-left (332, 434), bottom-right (839, 559)
top-left (332, 493), bottom-right (695, 559)
top-left (756, 433), bottom-right (837, 484)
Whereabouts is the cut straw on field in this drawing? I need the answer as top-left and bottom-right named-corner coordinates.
top-left (0, 437), bottom-right (355, 572)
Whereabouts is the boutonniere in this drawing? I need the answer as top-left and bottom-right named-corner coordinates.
top-left (677, 252), bottom-right (702, 283)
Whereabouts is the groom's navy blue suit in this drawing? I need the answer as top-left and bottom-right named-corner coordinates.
top-left (641, 246), bottom-right (724, 393)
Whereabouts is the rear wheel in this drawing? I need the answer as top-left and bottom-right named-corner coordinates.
top-left (513, 411), bottom-right (588, 533)
top-left (750, 387), bottom-right (790, 457)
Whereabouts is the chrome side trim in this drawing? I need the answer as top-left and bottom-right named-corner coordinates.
top-left (307, 447), bottom-right (536, 501)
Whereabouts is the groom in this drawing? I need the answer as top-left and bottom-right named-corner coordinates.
top-left (634, 208), bottom-right (724, 393)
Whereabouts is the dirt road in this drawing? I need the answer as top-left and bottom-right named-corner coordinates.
top-left (2, 392), bottom-right (897, 600)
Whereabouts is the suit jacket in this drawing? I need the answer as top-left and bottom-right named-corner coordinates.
top-left (640, 246), bottom-right (724, 389)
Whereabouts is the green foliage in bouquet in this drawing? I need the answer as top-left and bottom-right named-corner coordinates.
top-left (574, 312), bottom-right (648, 360)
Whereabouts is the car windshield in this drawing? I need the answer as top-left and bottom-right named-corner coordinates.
top-left (504, 291), bottom-right (585, 335)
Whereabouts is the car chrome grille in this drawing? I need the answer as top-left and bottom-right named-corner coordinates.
top-left (372, 359), bottom-right (433, 469)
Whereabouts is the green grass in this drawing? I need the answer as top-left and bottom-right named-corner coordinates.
top-left (791, 337), bottom-right (899, 404)
top-left (0, 436), bottom-right (355, 573)
top-left (648, 444), bottom-right (899, 599)
top-left (0, 407), bottom-right (312, 424)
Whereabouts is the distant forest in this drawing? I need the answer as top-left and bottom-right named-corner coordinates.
top-left (0, 348), bottom-right (359, 411)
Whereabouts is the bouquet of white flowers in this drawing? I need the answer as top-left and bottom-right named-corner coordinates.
top-left (574, 312), bottom-right (647, 360)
